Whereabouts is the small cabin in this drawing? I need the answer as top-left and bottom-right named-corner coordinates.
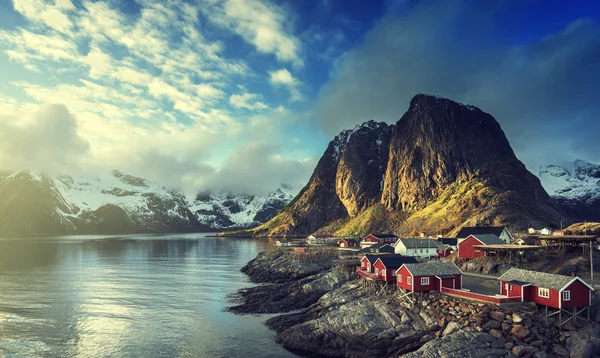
top-left (540, 227), bottom-right (553, 236)
top-left (498, 268), bottom-right (594, 309)
top-left (457, 234), bottom-right (506, 259)
top-left (456, 226), bottom-right (513, 245)
top-left (397, 261), bottom-right (462, 292)
top-left (436, 244), bottom-right (454, 257)
top-left (371, 255), bottom-right (418, 282)
top-left (338, 238), bottom-right (358, 248)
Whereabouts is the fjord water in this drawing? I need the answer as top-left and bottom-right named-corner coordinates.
top-left (0, 234), bottom-right (296, 357)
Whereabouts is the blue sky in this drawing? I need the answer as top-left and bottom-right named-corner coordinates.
top-left (0, 0), bottom-right (599, 195)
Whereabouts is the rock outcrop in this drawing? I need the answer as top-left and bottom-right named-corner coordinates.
top-left (246, 94), bottom-right (565, 237)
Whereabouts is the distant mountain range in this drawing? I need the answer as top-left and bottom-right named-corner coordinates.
top-left (239, 94), bottom-right (566, 238)
top-left (0, 170), bottom-right (293, 236)
top-left (538, 160), bottom-right (600, 221)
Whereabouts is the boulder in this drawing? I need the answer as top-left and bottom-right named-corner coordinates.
top-left (512, 313), bottom-right (523, 324)
top-left (491, 337), bottom-right (506, 348)
top-left (402, 332), bottom-right (510, 358)
top-left (482, 319), bottom-right (501, 330)
top-left (442, 321), bottom-right (462, 337)
top-left (551, 345), bottom-right (569, 357)
top-left (489, 329), bottom-right (503, 338)
top-left (489, 311), bottom-right (506, 321)
top-left (512, 325), bottom-right (530, 339)
top-left (512, 345), bottom-right (536, 357)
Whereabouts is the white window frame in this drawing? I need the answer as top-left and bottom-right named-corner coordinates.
top-left (398, 274), bottom-right (402, 282)
top-left (407, 277), bottom-right (412, 285)
top-left (375, 268), bottom-right (379, 275)
top-left (421, 277), bottom-right (429, 285)
top-left (538, 287), bottom-right (549, 298)
top-left (367, 263), bottom-right (371, 272)
top-left (563, 290), bottom-right (570, 301)
top-left (381, 269), bottom-right (386, 277)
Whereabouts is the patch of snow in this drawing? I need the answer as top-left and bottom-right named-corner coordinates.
top-left (538, 161), bottom-right (600, 203)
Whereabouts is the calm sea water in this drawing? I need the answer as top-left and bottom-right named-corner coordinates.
top-left (0, 234), bottom-right (297, 358)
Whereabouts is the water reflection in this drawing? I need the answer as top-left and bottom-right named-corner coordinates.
top-left (0, 234), bottom-right (295, 358)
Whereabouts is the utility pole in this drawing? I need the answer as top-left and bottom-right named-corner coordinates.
top-left (590, 240), bottom-right (594, 289)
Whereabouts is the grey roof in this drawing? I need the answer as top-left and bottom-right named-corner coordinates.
top-left (362, 254), bottom-right (387, 264)
top-left (456, 226), bottom-right (508, 239)
top-left (506, 280), bottom-right (531, 286)
top-left (358, 243), bottom-right (395, 253)
top-left (469, 234), bottom-right (506, 245)
top-left (396, 238), bottom-right (439, 249)
top-left (401, 261), bottom-right (462, 276)
top-left (437, 238), bottom-right (458, 246)
top-left (498, 268), bottom-right (593, 291)
top-left (377, 255), bottom-right (419, 268)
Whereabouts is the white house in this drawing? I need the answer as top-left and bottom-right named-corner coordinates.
top-left (528, 228), bottom-right (541, 235)
top-left (394, 238), bottom-right (438, 258)
top-left (540, 227), bottom-right (553, 236)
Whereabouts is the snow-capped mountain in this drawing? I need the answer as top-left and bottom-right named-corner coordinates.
top-left (0, 170), bottom-right (206, 236)
top-left (538, 160), bottom-right (600, 221)
top-left (190, 188), bottom-right (294, 229)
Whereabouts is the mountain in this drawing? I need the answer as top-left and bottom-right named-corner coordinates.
top-left (190, 188), bottom-right (294, 229)
top-left (0, 170), bottom-right (206, 236)
top-left (245, 94), bottom-right (565, 237)
top-left (538, 160), bottom-right (600, 221)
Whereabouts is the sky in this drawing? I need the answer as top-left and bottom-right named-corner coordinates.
top-left (0, 0), bottom-right (599, 196)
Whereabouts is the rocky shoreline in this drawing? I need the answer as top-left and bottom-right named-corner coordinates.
top-left (230, 249), bottom-right (600, 357)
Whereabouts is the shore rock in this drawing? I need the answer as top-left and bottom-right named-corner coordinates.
top-left (402, 332), bottom-right (511, 358)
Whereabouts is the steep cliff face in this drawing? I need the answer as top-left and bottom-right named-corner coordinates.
top-left (248, 94), bottom-right (565, 237)
top-left (252, 121), bottom-right (393, 236)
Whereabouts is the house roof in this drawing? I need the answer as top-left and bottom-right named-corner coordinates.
top-left (437, 238), bottom-right (458, 246)
top-left (370, 233), bottom-right (397, 239)
top-left (358, 243), bottom-right (395, 253)
top-left (467, 234), bottom-right (506, 245)
top-left (396, 238), bottom-right (439, 249)
top-left (376, 255), bottom-right (419, 268)
top-left (498, 268), bottom-right (594, 291)
top-left (456, 226), bottom-right (508, 239)
top-left (506, 280), bottom-right (531, 286)
top-left (339, 238), bottom-right (358, 244)
top-left (362, 254), bottom-right (387, 264)
top-left (400, 261), bottom-right (462, 276)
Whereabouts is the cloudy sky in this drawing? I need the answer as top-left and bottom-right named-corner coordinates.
top-left (0, 0), bottom-right (599, 196)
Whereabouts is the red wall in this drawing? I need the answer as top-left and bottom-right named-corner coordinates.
top-left (363, 235), bottom-right (379, 243)
top-left (561, 280), bottom-right (591, 308)
top-left (360, 257), bottom-right (371, 272)
top-left (458, 235), bottom-right (485, 259)
top-left (500, 281), bottom-right (526, 298)
top-left (397, 266), bottom-right (413, 290)
top-left (528, 285), bottom-right (561, 309)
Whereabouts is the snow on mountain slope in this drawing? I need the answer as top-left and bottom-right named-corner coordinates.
top-left (0, 170), bottom-right (204, 235)
top-left (190, 188), bottom-right (294, 229)
top-left (539, 161), bottom-right (600, 201)
top-left (538, 160), bottom-right (600, 221)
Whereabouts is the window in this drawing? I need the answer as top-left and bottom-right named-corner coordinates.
top-left (381, 269), bottom-right (386, 277)
top-left (407, 277), bottom-right (412, 285)
top-left (509, 285), bottom-right (513, 291)
top-left (392, 270), bottom-right (397, 276)
top-left (367, 264), bottom-right (371, 272)
top-left (563, 291), bottom-right (570, 301)
top-left (539, 288), bottom-right (550, 298)
top-left (398, 275), bottom-right (402, 282)
top-left (375, 268), bottom-right (379, 275)
top-left (421, 277), bottom-right (430, 285)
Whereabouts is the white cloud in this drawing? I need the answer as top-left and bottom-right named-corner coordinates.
top-left (229, 92), bottom-right (268, 110)
top-left (12, 0), bottom-right (75, 33)
top-left (201, 0), bottom-right (302, 66)
top-left (0, 104), bottom-right (89, 174)
top-left (269, 68), bottom-right (302, 101)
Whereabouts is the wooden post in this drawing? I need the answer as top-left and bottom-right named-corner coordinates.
top-left (573, 307), bottom-right (577, 325)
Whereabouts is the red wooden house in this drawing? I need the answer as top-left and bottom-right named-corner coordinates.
top-left (498, 268), bottom-right (594, 309)
top-left (457, 234), bottom-right (506, 259)
top-left (371, 255), bottom-right (418, 282)
top-left (436, 244), bottom-right (454, 257)
top-left (397, 261), bottom-right (462, 292)
top-left (338, 238), bottom-right (358, 248)
top-left (359, 254), bottom-right (384, 273)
